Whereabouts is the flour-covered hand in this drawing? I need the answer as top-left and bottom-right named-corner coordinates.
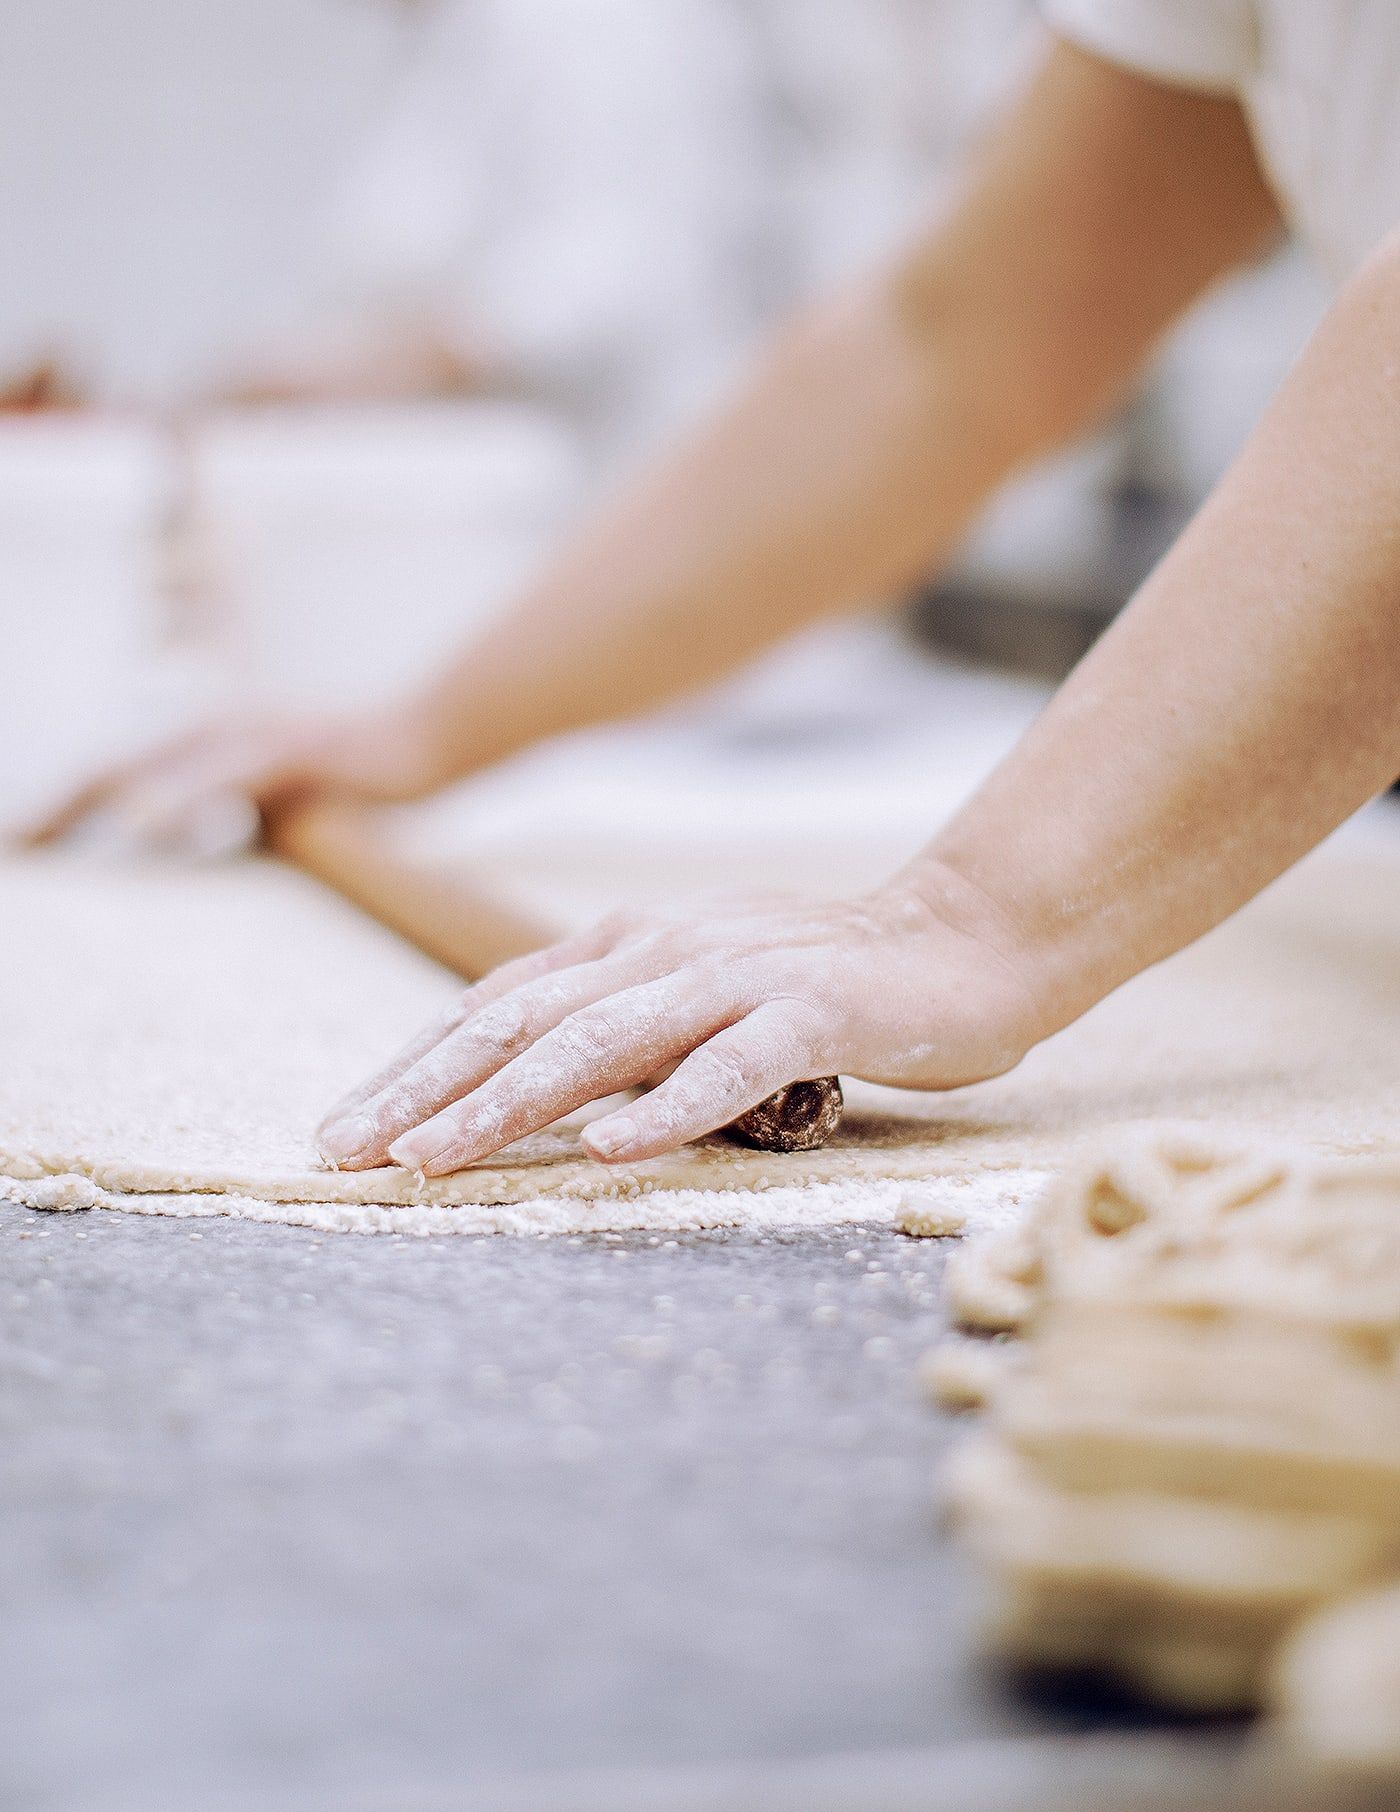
top-left (14, 705), bottom-right (444, 852)
top-left (315, 871), bottom-right (1044, 1176)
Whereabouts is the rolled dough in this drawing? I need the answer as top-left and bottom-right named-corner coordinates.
top-left (939, 1135), bottom-right (1400, 1712)
top-left (1, 833), bottom-right (1398, 1234)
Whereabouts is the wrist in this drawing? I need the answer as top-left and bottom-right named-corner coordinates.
top-left (381, 688), bottom-right (486, 794)
top-left (889, 853), bottom-right (1064, 1054)
top-left (327, 696), bottom-right (459, 800)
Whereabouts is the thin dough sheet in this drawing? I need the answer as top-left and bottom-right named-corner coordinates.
top-left (1, 841), bottom-right (1397, 1234)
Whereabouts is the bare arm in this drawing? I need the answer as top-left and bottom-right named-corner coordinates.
top-left (411, 37), bottom-right (1282, 777)
top-left (319, 222), bottom-right (1400, 1177)
top-left (23, 38), bottom-right (1280, 839)
top-left (920, 227), bottom-right (1400, 1041)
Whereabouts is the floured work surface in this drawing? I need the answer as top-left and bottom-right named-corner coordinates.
top-left (1, 840), bottom-right (1398, 1233)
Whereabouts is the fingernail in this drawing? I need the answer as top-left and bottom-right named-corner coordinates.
top-left (389, 1132), bottom-right (448, 1174)
top-left (318, 1112), bottom-right (376, 1165)
top-left (584, 1116), bottom-right (636, 1160)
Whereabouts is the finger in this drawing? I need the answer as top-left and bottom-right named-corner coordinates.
top-left (316, 912), bottom-right (640, 1151)
top-left (580, 1001), bottom-right (825, 1163)
top-left (12, 778), bottom-right (113, 848)
top-left (16, 736), bottom-right (239, 854)
top-left (116, 781), bottom-right (261, 860)
top-left (314, 932), bottom-right (603, 1144)
top-left (317, 999), bottom-right (475, 1160)
top-left (89, 720), bottom-right (312, 853)
top-left (386, 968), bottom-right (750, 1175)
top-left (320, 943), bottom-right (667, 1169)
top-left (9, 723), bottom-right (215, 848)
top-left (119, 738), bottom-right (288, 845)
top-left (11, 757), bottom-right (156, 847)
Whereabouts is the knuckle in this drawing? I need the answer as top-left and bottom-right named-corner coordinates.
top-left (447, 987), bottom-right (479, 1027)
top-left (470, 997), bottom-right (532, 1057)
top-left (551, 1007), bottom-right (617, 1066)
top-left (531, 935), bottom-right (579, 972)
top-left (696, 1043), bottom-right (760, 1101)
top-left (597, 907), bottom-right (643, 945)
top-left (635, 924), bottom-right (690, 969)
top-left (685, 953), bottom-right (739, 997)
top-left (773, 995), bottom-right (829, 1054)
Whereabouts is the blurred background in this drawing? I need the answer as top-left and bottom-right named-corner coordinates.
top-left (0, 0), bottom-right (1335, 910)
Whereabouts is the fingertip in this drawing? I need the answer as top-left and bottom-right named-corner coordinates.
top-left (387, 1130), bottom-right (443, 1174)
top-left (318, 1111), bottom-right (378, 1168)
top-left (337, 1146), bottom-right (391, 1172)
top-left (581, 1115), bottom-right (639, 1162)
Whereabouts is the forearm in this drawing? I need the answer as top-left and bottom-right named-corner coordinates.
top-left (406, 40), bottom-right (1279, 785)
top-left (920, 236), bottom-right (1400, 1041)
top-left (413, 282), bottom-right (1038, 778)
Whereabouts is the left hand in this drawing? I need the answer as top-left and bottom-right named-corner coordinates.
top-left (315, 874), bottom-right (1044, 1176)
top-left (12, 702), bottom-right (448, 854)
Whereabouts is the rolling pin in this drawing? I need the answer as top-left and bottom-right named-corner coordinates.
top-left (266, 800), bottom-right (843, 1153)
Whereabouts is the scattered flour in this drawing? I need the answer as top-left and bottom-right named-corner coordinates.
top-left (7, 1170), bottom-right (1045, 1239)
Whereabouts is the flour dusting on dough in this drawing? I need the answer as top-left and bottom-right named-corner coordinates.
top-left (2, 848), bottom-right (1399, 1236)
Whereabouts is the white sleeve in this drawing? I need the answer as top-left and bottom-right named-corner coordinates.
top-left (1041, 0), bottom-right (1258, 94)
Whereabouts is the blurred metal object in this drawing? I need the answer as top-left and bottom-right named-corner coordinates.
top-left (914, 581), bottom-right (1116, 684)
top-left (911, 499), bottom-right (1188, 680)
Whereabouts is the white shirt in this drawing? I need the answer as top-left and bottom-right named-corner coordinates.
top-left (1044, 0), bottom-right (1400, 281)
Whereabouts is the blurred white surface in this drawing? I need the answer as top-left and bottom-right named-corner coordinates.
top-left (0, 0), bottom-right (1028, 426)
top-left (322, 0), bottom-right (1033, 460)
top-left (193, 403), bottom-right (580, 706)
top-left (0, 418), bottom-right (171, 822)
top-left (0, 0), bottom-right (402, 402)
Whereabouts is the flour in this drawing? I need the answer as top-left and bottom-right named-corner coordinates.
top-left (9, 1173), bottom-right (994, 1238)
top-left (2, 841), bottom-right (1399, 1236)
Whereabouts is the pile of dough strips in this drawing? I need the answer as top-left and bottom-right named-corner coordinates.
top-left (915, 1133), bottom-right (1400, 1786)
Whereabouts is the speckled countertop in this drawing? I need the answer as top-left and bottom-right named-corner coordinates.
top-left (0, 1202), bottom-right (1233, 1812)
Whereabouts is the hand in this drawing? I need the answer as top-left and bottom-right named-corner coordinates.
top-left (14, 704), bottom-right (446, 852)
top-left (315, 872), bottom-right (1044, 1175)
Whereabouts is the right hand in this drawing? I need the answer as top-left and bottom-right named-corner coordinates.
top-left (314, 872), bottom-right (1045, 1174)
top-left (14, 704), bottom-right (447, 853)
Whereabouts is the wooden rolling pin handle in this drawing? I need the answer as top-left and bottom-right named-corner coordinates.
top-left (268, 802), bottom-right (846, 1154)
top-left (265, 801), bottom-right (551, 978)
